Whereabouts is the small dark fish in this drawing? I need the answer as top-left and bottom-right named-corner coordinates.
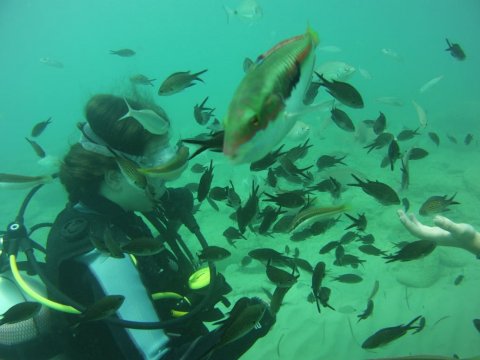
top-left (241, 256), bottom-right (252, 267)
top-left (303, 81), bottom-right (322, 105)
top-left (428, 132), bottom-right (440, 146)
top-left (207, 197), bottom-right (219, 211)
top-left (250, 145), bottom-right (285, 171)
top-left (284, 139), bottom-right (312, 162)
top-left (364, 132), bottom-right (394, 153)
top-left (198, 245), bottom-right (231, 262)
top-left (248, 248), bottom-right (286, 264)
top-left (190, 163), bottom-right (207, 174)
top-left (311, 261), bottom-right (326, 293)
top-left (348, 174), bottom-right (400, 206)
top-left (339, 231), bottom-right (358, 245)
top-left (209, 186), bottom-right (229, 201)
top-left (311, 261), bottom-right (327, 312)
top-left (243, 57), bottom-right (255, 73)
top-left (103, 226), bottom-right (125, 259)
top-left (81, 295), bottom-right (125, 324)
top-left (419, 193), bottom-right (459, 216)
top-left (223, 226), bottom-right (246, 242)
top-left (335, 244), bottom-right (345, 263)
top-left (185, 182), bottom-right (199, 193)
top-left (194, 96), bottom-right (215, 125)
top-left (258, 206), bottom-right (284, 235)
top-left (227, 181), bottom-right (241, 209)
top-left (316, 155), bottom-right (347, 171)
top-left (344, 213), bottom-right (367, 231)
top-left (384, 240), bottom-right (436, 263)
top-left (473, 319), bottom-right (480, 333)
top-left (447, 134), bottom-right (458, 144)
top-left (279, 157), bottom-right (313, 180)
top-left (31, 117), bottom-right (52, 137)
top-left (333, 273), bottom-right (363, 283)
top-left (130, 74), bottom-right (155, 86)
top-left (361, 315), bottom-right (423, 349)
top-left (387, 139), bottom-right (400, 171)
top-left (292, 257), bottom-right (313, 273)
top-left (317, 286), bottom-right (335, 311)
top-left (408, 148), bottom-right (429, 160)
top-left (266, 260), bottom-right (299, 288)
top-left (264, 190), bottom-right (306, 209)
top-left (358, 233), bottom-right (375, 245)
top-left (401, 198), bottom-right (410, 212)
top-left (310, 218), bottom-right (337, 235)
top-left (309, 177), bottom-right (342, 199)
top-left (110, 48), bottom-right (136, 57)
top-left (266, 168), bottom-right (277, 187)
top-left (373, 112), bottom-right (386, 135)
top-left (316, 72), bottom-right (364, 108)
top-left (454, 274), bottom-right (464, 286)
top-left (358, 244), bottom-right (386, 256)
top-left (445, 38), bottom-right (466, 60)
top-left (331, 107), bottom-right (355, 132)
top-left (182, 131), bottom-right (224, 160)
top-left (357, 299), bottom-right (374, 322)
top-left (289, 227), bottom-right (312, 242)
top-left (271, 214), bottom-right (295, 234)
top-left (412, 317), bottom-right (426, 334)
top-left (158, 69), bottom-right (208, 96)
top-left (319, 241), bottom-right (339, 254)
top-left (121, 237), bottom-right (163, 256)
top-left (197, 160), bottom-right (214, 202)
top-left (334, 254), bottom-right (366, 268)
top-left (25, 138), bottom-right (46, 158)
top-left (400, 157), bottom-right (410, 191)
top-left (397, 128), bottom-right (420, 141)
top-left (204, 299), bottom-right (267, 356)
top-left (464, 133), bottom-right (474, 145)
top-left (236, 181), bottom-right (260, 233)
top-left (0, 302), bottom-right (41, 326)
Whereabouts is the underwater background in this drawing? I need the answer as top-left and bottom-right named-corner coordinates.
top-left (1, 0), bottom-right (479, 359)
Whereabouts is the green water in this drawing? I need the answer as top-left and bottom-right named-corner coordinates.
top-left (1, 0), bottom-right (479, 359)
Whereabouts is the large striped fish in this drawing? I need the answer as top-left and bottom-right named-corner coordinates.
top-left (223, 26), bottom-right (319, 164)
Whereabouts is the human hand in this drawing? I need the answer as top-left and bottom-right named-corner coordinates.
top-left (397, 209), bottom-right (480, 256)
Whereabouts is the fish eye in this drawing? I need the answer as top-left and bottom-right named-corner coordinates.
top-left (250, 116), bottom-right (259, 127)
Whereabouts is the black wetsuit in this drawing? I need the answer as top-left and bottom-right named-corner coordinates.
top-left (45, 191), bottom-right (274, 360)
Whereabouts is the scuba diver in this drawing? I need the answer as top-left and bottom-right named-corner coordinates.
top-left (0, 94), bottom-right (275, 360)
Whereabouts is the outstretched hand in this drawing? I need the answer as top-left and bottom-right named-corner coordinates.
top-left (397, 209), bottom-right (480, 256)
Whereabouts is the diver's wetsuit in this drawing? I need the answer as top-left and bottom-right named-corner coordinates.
top-left (45, 192), bottom-right (274, 360)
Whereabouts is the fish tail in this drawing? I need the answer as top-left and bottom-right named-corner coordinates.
top-left (193, 69), bottom-right (208, 82)
top-left (348, 174), bottom-right (364, 186)
top-left (118, 98), bottom-right (132, 121)
top-left (405, 315), bottom-right (422, 329)
top-left (306, 24), bottom-right (320, 47)
top-left (223, 5), bottom-right (234, 24)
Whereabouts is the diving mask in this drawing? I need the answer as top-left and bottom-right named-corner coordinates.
top-left (79, 123), bottom-right (189, 182)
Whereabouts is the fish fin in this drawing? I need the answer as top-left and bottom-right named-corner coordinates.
top-left (306, 24), bottom-right (320, 46)
top-left (223, 5), bottom-right (234, 24)
top-left (118, 97), bottom-right (132, 121)
top-left (193, 69), bottom-right (208, 82)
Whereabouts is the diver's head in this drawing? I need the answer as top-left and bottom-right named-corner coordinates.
top-left (60, 94), bottom-right (188, 211)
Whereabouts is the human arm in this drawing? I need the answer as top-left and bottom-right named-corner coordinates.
top-left (397, 209), bottom-right (480, 256)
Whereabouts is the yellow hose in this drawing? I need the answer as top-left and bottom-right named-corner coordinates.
top-left (9, 255), bottom-right (81, 314)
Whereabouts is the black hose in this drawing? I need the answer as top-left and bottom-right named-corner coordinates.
top-left (15, 185), bottom-right (44, 224)
top-left (28, 223), bottom-right (53, 236)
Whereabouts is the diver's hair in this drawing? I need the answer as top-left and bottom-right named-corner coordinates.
top-left (60, 143), bottom-right (117, 203)
top-left (59, 93), bottom-right (169, 202)
top-left (85, 94), bottom-right (165, 155)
